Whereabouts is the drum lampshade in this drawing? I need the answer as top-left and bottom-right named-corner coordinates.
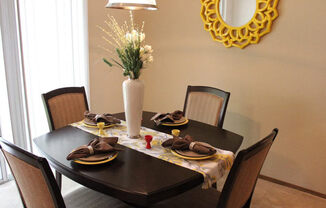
top-left (106, 0), bottom-right (157, 10)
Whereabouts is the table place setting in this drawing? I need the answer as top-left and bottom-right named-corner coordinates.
top-left (162, 134), bottom-right (217, 160)
top-left (70, 111), bottom-right (235, 189)
top-left (83, 111), bottom-right (121, 128)
top-left (151, 110), bottom-right (189, 126)
top-left (66, 137), bottom-right (122, 165)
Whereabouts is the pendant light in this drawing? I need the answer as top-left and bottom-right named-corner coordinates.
top-left (106, 0), bottom-right (157, 10)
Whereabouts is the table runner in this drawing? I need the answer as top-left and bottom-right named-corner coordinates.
top-left (71, 121), bottom-right (234, 189)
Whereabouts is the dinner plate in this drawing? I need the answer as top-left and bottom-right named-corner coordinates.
top-left (161, 119), bottom-right (189, 126)
top-left (82, 119), bottom-right (115, 128)
top-left (171, 150), bottom-right (215, 160)
top-left (74, 152), bottom-right (118, 165)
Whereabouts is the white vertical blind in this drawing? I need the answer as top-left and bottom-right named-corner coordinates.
top-left (0, 0), bottom-right (30, 150)
top-left (0, 24), bottom-right (13, 143)
top-left (18, 0), bottom-right (88, 138)
top-left (0, 21), bottom-right (12, 183)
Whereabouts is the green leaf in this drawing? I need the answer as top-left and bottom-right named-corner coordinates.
top-left (103, 58), bottom-right (113, 67)
top-left (111, 58), bottom-right (125, 69)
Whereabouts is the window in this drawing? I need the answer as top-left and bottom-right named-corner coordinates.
top-left (19, 0), bottom-right (89, 140)
top-left (0, 0), bottom-right (88, 183)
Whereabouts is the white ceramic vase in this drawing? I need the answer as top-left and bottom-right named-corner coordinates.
top-left (122, 79), bottom-right (144, 138)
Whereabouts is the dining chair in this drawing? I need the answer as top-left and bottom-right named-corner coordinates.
top-left (42, 86), bottom-right (89, 131)
top-left (0, 138), bottom-right (128, 208)
top-left (153, 128), bottom-right (279, 208)
top-left (42, 86), bottom-right (89, 189)
top-left (183, 85), bottom-right (230, 128)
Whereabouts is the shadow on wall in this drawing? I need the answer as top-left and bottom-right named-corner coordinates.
top-left (223, 111), bottom-right (261, 150)
top-left (261, 150), bottom-right (301, 184)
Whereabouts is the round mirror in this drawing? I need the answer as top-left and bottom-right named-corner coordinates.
top-left (219, 0), bottom-right (256, 27)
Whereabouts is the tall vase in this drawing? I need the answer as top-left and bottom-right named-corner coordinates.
top-left (122, 79), bottom-right (144, 138)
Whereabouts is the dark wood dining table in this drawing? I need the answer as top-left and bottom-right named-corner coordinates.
top-left (34, 111), bottom-right (243, 207)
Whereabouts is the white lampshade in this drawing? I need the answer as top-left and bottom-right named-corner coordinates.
top-left (106, 0), bottom-right (157, 10)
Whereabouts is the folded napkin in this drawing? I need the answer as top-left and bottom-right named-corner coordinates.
top-left (67, 137), bottom-right (122, 160)
top-left (151, 110), bottom-right (184, 125)
top-left (162, 135), bottom-right (217, 155)
top-left (84, 111), bottom-right (120, 125)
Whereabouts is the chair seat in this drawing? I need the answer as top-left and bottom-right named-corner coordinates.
top-left (64, 186), bottom-right (220, 208)
top-left (152, 186), bottom-right (220, 208)
top-left (64, 187), bottom-right (130, 208)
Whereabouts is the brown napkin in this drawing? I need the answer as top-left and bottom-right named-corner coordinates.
top-left (66, 137), bottom-right (122, 160)
top-left (151, 110), bottom-right (184, 125)
top-left (162, 135), bottom-right (217, 155)
top-left (84, 111), bottom-right (120, 125)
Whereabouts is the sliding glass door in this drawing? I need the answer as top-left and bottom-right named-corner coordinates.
top-left (0, 0), bottom-right (88, 184)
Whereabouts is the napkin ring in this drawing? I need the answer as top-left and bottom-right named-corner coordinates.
top-left (88, 146), bottom-right (94, 155)
top-left (189, 142), bottom-right (197, 151)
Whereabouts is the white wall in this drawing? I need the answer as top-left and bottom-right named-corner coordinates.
top-left (89, 0), bottom-right (326, 194)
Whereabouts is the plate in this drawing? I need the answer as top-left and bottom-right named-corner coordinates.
top-left (161, 119), bottom-right (189, 126)
top-left (78, 152), bottom-right (116, 162)
top-left (82, 119), bottom-right (115, 129)
top-left (171, 150), bottom-right (215, 160)
top-left (74, 152), bottom-right (118, 165)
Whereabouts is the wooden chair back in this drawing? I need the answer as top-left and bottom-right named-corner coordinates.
top-left (217, 129), bottom-right (279, 208)
top-left (42, 87), bottom-right (89, 131)
top-left (0, 138), bottom-right (66, 208)
top-left (183, 86), bottom-right (230, 128)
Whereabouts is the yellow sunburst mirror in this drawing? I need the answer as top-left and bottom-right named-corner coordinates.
top-left (200, 0), bottom-right (279, 49)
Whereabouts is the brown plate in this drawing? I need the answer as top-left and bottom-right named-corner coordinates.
top-left (82, 119), bottom-right (115, 128)
top-left (174, 142), bottom-right (216, 158)
top-left (171, 150), bottom-right (215, 160)
top-left (78, 152), bottom-right (117, 162)
top-left (74, 152), bottom-right (118, 165)
top-left (161, 117), bottom-right (187, 124)
top-left (174, 149), bottom-right (215, 157)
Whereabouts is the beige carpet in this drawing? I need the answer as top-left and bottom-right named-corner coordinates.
top-left (0, 178), bottom-right (325, 207)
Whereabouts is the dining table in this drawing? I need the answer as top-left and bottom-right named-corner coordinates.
top-left (34, 111), bottom-right (243, 207)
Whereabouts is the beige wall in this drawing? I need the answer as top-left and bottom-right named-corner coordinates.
top-left (88, 0), bottom-right (128, 114)
top-left (89, 0), bottom-right (326, 194)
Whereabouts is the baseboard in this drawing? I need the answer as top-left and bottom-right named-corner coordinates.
top-left (259, 175), bottom-right (326, 199)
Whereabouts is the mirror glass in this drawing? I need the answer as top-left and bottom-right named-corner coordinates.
top-left (219, 0), bottom-right (256, 27)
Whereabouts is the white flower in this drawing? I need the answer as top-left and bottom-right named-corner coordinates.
top-left (147, 55), bottom-right (154, 63)
top-left (140, 33), bottom-right (145, 42)
top-left (141, 53), bottom-right (150, 62)
top-left (131, 29), bottom-right (138, 42)
top-left (125, 32), bottom-right (132, 42)
top-left (140, 47), bottom-right (145, 56)
top-left (142, 54), bottom-right (154, 64)
top-left (144, 45), bottom-right (152, 53)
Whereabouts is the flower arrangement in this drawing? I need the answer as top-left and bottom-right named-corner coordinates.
top-left (98, 12), bottom-right (153, 80)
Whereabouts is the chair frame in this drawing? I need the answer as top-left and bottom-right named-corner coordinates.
top-left (183, 85), bottom-right (230, 128)
top-left (0, 138), bottom-right (66, 208)
top-left (42, 86), bottom-right (89, 132)
top-left (217, 128), bottom-right (279, 208)
top-left (42, 86), bottom-right (89, 190)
